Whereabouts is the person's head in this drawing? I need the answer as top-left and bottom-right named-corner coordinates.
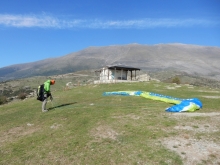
top-left (50, 79), bottom-right (55, 85)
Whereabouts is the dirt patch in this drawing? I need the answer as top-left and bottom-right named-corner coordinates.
top-left (50, 123), bottom-right (63, 129)
top-left (90, 124), bottom-right (119, 141)
top-left (170, 112), bottom-right (220, 117)
top-left (112, 114), bottom-right (141, 120)
top-left (174, 125), bottom-right (219, 133)
top-left (0, 124), bottom-right (39, 146)
top-left (162, 137), bottom-right (220, 165)
top-left (165, 86), bottom-right (176, 90)
top-left (197, 90), bottom-right (220, 93)
top-left (162, 112), bottom-right (220, 165)
top-left (202, 96), bottom-right (220, 99)
top-left (165, 85), bottom-right (182, 90)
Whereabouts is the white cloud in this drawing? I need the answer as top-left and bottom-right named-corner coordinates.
top-left (0, 14), bottom-right (217, 29)
top-left (0, 14), bottom-right (60, 28)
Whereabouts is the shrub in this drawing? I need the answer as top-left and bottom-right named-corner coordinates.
top-left (18, 93), bottom-right (27, 100)
top-left (2, 89), bottom-right (13, 97)
top-left (0, 96), bottom-right (7, 105)
top-left (172, 76), bottom-right (181, 84)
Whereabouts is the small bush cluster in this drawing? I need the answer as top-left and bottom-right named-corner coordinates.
top-left (172, 76), bottom-right (181, 84)
top-left (18, 93), bottom-right (27, 100)
top-left (0, 96), bottom-right (7, 105)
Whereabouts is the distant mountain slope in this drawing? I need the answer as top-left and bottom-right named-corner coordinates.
top-left (1, 43), bottom-right (220, 81)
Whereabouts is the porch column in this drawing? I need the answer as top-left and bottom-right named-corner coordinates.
top-left (135, 70), bottom-right (136, 80)
top-left (121, 69), bottom-right (123, 80)
top-left (115, 67), bottom-right (116, 83)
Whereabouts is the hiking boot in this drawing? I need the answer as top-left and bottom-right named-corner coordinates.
top-left (42, 109), bottom-right (48, 112)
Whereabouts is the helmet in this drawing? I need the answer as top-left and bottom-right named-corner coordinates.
top-left (50, 79), bottom-right (55, 85)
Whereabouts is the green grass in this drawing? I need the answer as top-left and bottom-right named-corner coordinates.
top-left (0, 81), bottom-right (219, 164)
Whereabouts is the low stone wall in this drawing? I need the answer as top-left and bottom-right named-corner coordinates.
top-left (94, 80), bottom-right (139, 84)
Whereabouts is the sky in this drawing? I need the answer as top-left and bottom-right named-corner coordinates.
top-left (0, 0), bottom-right (220, 68)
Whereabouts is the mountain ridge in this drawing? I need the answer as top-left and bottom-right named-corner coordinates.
top-left (1, 43), bottom-right (220, 81)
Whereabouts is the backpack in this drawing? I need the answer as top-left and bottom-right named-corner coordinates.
top-left (37, 84), bottom-right (44, 101)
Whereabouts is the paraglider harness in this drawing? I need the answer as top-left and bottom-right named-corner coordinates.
top-left (37, 84), bottom-right (45, 101)
top-left (37, 84), bottom-right (52, 101)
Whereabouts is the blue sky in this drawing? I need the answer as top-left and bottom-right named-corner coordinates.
top-left (0, 0), bottom-right (220, 68)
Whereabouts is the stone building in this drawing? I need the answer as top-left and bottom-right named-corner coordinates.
top-left (94, 65), bottom-right (141, 84)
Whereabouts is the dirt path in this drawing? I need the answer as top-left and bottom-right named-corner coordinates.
top-left (162, 112), bottom-right (220, 165)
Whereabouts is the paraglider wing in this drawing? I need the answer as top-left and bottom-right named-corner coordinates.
top-left (103, 91), bottom-right (202, 112)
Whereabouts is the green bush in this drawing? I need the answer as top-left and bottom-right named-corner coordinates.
top-left (0, 96), bottom-right (7, 105)
top-left (172, 76), bottom-right (181, 84)
top-left (2, 89), bottom-right (13, 97)
top-left (18, 93), bottom-right (27, 100)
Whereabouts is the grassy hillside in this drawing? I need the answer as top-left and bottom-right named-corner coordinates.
top-left (0, 81), bottom-right (220, 164)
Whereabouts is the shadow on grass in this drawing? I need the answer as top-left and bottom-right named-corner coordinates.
top-left (48, 102), bottom-right (77, 111)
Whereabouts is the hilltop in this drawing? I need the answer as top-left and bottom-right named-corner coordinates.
top-left (1, 43), bottom-right (220, 81)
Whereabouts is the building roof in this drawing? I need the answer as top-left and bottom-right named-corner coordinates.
top-left (106, 65), bottom-right (141, 71)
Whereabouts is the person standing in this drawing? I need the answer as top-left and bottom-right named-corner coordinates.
top-left (42, 79), bottom-right (55, 112)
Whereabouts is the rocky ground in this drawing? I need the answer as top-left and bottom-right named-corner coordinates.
top-left (163, 112), bottom-right (220, 165)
